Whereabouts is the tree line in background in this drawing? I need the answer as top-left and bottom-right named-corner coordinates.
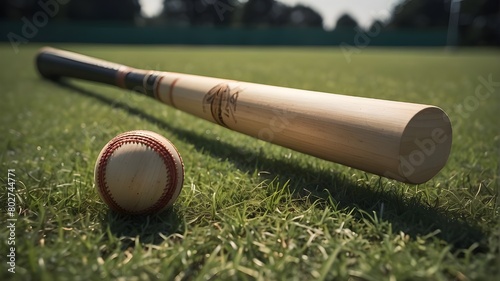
top-left (0, 0), bottom-right (498, 45)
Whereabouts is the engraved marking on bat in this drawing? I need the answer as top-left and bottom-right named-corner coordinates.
top-left (202, 83), bottom-right (240, 127)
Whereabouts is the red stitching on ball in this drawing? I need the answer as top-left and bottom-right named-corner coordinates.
top-left (96, 131), bottom-right (183, 215)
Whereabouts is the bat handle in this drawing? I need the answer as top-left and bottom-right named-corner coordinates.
top-left (36, 47), bottom-right (125, 85)
top-left (36, 47), bottom-right (167, 100)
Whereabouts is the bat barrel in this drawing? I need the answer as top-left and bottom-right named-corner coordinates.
top-left (159, 74), bottom-right (452, 184)
top-left (35, 47), bottom-right (452, 184)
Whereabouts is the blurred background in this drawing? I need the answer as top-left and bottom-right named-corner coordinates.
top-left (0, 0), bottom-right (499, 47)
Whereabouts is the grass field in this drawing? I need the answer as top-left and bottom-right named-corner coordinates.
top-left (0, 44), bottom-right (499, 280)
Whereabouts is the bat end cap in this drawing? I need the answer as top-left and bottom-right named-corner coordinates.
top-left (397, 107), bottom-right (452, 184)
top-left (35, 46), bottom-right (63, 80)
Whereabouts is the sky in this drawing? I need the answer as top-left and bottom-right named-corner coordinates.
top-left (139, 0), bottom-right (402, 30)
top-left (278, 0), bottom-right (401, 29)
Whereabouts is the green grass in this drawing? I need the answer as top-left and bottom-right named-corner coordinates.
top-left (0, 44), bottom-right (499, 280)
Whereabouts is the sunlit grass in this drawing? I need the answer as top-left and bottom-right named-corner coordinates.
top-left (0, 44), bottom-right (499, 280)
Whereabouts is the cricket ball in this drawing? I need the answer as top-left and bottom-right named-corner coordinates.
top-left (94, 130), bottom-right (184, 215)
